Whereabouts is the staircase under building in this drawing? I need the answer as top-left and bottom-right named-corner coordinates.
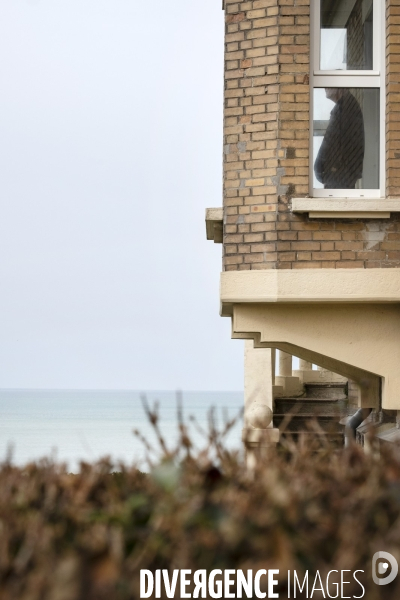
top-left (273, 382), bottom-right (348, 445)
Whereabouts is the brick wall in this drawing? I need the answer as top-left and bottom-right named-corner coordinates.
top-left (387, 0), bottom-right (400, 197)
top-left (223, 0), bottom-right (400, 271)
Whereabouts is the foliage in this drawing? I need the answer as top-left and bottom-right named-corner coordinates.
top-left (1, 401), bottom-right (400, 599)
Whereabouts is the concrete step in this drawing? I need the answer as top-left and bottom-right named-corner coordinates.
top-left (276, 430), bottom-right (345, 447)
top-left (274, 397), bottom-right (347, 417)
top-left (273, 381), bottom-right (348, 446)
top-left (273, 414), bottom-right (344, 433)
top-left (303, 382), bottom-right (347, 400)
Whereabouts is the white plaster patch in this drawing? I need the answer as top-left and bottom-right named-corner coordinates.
top-left (363, 222), bottom-right (389, 250)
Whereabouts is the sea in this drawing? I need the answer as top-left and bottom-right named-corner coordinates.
top-left (0, 389), bottom-right (244, 471)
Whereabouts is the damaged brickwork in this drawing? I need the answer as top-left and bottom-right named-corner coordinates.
top-left (223, 0), bottom-right (400, 271)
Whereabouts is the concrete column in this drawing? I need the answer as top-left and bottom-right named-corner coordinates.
top-left (299, 358), bottom-right (312, 370)
top-left (279, 351), bottom-right (292, 377)
top-left (293, 357), bottom-right (314, 385)
top-left (272, 348), bottom-right (284, 398)
top-left (242, 340), bottom-right (279, 456)
top-left (275, 350), bottom-right (302, 397)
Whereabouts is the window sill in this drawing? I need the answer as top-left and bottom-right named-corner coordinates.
top-left (291, 199), bottom-right (400, 219)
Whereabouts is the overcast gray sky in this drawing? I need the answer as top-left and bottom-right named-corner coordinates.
top-left (0, 0), bottom-right (244, 391)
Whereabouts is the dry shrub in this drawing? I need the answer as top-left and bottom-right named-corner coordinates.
top-left (0, 400), bottom-right (400, 599)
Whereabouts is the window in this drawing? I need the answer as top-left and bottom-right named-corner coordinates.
top-left (310, 0), bottom-right (384, 198)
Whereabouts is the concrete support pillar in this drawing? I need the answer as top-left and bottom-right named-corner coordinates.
top-left (299, 359), bottom-right (312, 370)
top-left (242, 340), bottom-right (279, 461)
top-left (348, 379), bottom-right (362, 409)
top-left (293, 358), bottom-right (314, 385)
top-left (279, 351), bottom-right (292, 377)
top-left (272, 348), bottom-right (284, 397)
top-left (275, 350), bottom-right (302, 397)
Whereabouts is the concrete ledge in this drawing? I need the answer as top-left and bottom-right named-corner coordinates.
top-left (291, 198), bottom-right (400, 219)
top-left (242, 427), bottom-right (280, 445)
top-left (205, 208), bottom-right (223, 243)
top-left (220, 268), bottom-right (400, 315)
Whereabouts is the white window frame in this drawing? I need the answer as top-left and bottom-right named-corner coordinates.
top-left (309, 0), bottom-right (385, 199)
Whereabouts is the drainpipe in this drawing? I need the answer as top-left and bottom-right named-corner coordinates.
top-left (344, 408), bottom-right (372, 446)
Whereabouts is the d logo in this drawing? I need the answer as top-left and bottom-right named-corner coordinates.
top-left (372, 552), bottom-right (398, 586)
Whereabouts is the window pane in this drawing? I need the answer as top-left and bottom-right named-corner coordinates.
top-left (313, 88), bottom-right (379, 190)
top-left (320, 0), bottom-right (373, 70)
